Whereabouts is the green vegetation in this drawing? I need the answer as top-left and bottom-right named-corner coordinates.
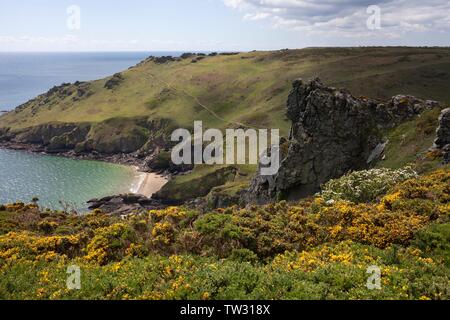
top-left (86, 117), bottom-right (151, 154)
top-left (0, 169), bottom-right (448, 300)
top-left (321, 167), bottom-right (418, 203)
top-left (1, 48), bottom-right (450, 202)
top-left (155, 165), bottom-right (237, 202)
top-left (379, 108), bottom-right (445, 171)
top-left (156, 164), bottom-right (256, 204)
top-left (0, 50), bottom-right (448, 301)
top-left (2, 48), bottom-right (450, 132)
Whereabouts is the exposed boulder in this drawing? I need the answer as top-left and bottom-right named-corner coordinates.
top-left (73, 82), bottom-right (93, 101)
top-left (150, 56), bottom-right (179, 64)
top-left (191, 56), bottom-right (205, 63)
top-left (87, 194), bottom-right (165, 215)
top-left (181, 53), bottom-right (195, 59)
top-left (46, 83), bottom-right (72, 97)
top-left (245, 78), bottom-right (440, 204)
top-left (104, 73), bottom-right (124, 90)
top-left (381, 95), bottom-right (440, 124)
top-left (433, 108), bottom-right (450, 163)
top-left (0, 127), bottom-right (11, 142)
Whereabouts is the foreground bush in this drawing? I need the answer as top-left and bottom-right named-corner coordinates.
top-left (0, 237), bottom-right (448, 300)
top-left (0, 168), bottom-right (448, 300)
top-left (320, 167), bottom-right (418, 203)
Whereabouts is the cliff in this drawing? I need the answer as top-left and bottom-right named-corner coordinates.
top-left (1, 47), bottom-right (450, 204)
top-left (433, 108), bottom-right (450, 163)
top-left (246, 78), bottom-right (443, 203)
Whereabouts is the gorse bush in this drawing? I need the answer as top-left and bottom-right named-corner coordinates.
top-left (320, 167), bottom-right (418, 203)
top-left (84, 223), bottom-right (137, 265)
top-left (0, 239), bottom-right (448, 300)
top-left (0, 169), bottom-right (448, 300)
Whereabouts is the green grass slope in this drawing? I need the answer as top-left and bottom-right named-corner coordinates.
top-left (377, 108), bottom-right (446, 172)
top-left (1, 47), bottom-right (449, 204)
top-left (2, 47), bottom-right (450, 135)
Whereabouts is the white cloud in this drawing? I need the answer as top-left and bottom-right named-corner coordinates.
top-left (224, 0), bottom-right (450, 38)
top-left (0, 34), bottom-right (80, 45)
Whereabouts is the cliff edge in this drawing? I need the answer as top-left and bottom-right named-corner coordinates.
top-left (246, 78), bottom-right (442, 203)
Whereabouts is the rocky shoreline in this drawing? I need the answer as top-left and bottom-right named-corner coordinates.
top-left (87, 194), bottom-right (169, 215)
top-left (0, 141), bottom-right (148, 169)
top-left (0, 141), bottom-right (174, 214)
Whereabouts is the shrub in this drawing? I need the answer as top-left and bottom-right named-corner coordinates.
top-left (0, 169), bottom-right (448, 300)
top-left (37, 220), bottom-right (58, 234)
top-left (412, 223), bottom-right (450, 264)
top-left (321, 167), bottom-right (418, 203)
top-left (151, 222), bottom-right (174, 245)
top-left (194, 214), bottom-right (242, 257)
top-left (229, 249), bottom-right (259, 264)
top-left (84, 223), bottom-right (136, 265)
top-left (0, 231), bottom-right (85, 261)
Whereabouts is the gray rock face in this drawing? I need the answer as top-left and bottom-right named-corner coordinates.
top-left (104, 73), bottom-right (124, 90)
top-left (13, 123), bottom-right (91, 150)
top-left (434, 108), bottom-right (450, 163)
top-left (245, 78), bottom-right (439, 204)
top-left (87, 194), bottom-right (166, 215)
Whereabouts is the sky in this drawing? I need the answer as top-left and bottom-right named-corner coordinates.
top-left (0, 0), bottom-right (449, 52)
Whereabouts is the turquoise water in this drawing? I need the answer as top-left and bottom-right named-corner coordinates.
top-left (0, 149), bottom-right (139, 210)
top-left (0, 52), bottom-right (181, 210)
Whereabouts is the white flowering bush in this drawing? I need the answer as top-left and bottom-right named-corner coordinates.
top-left (320, 167), bottom-right (418, 203)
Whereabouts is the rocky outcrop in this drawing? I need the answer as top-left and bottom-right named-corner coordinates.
top-left (87, 194), bottom-right (166, 215)
top-left (10, 82), bottom-right (93, 116)
top-left (86, 118), bottom-right (150, 154)
top-left (245, 78), bottom-right (440, 204)
top-left (433, 108), bottom-right (450, 163)
top-left (191, 56), bottom-right (205, 63)
top-left (104, 73), bottom-right (124, 90)
top-left (0, 127), bottom-right (10, 142)
top-left (140, 56), bottom-right (180, 65)
top-left (181, 53), bottom-right (195, 59)
top-left (10, 122), bottom-right (91, 152)
top-left (0, 117), bottom-right (177, 171)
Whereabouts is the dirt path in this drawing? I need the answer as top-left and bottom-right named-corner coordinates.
top-left (146, 72), bottom-right (255, 129)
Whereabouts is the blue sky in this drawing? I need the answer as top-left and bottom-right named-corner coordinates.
top-left (0, 0), bottom-right (449, 51)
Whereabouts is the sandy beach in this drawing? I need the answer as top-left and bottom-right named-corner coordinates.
top-left (134, 170), bottom-right (168, 197)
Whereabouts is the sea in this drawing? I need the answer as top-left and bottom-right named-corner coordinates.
top-left (0, 52), bottom-right (179, 210)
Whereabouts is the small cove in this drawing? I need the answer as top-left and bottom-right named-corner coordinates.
top-left (0, 148), bottom-right (165, 210)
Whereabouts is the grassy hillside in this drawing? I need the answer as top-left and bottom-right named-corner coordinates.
top-left (1, 47), bottom-right (449, 204)
top-left (377, 108), bottom-right (445, 172)
top-left (2, 47), bottom-right (450, 134)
